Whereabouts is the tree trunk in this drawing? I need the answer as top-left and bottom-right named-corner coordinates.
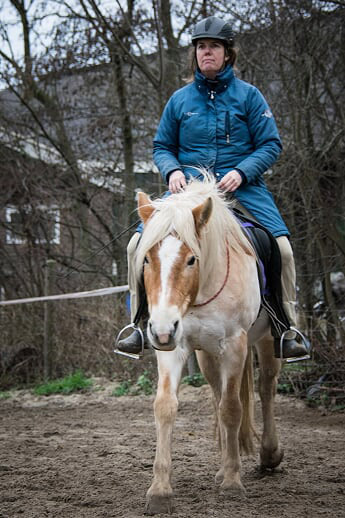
top-left (111, 51), bottom-right (136, 283)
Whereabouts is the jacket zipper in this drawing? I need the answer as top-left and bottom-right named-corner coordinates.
top-left (225, 111), bottom-right (230, 144)
top-left (210, 90), bottom-right (216, 100)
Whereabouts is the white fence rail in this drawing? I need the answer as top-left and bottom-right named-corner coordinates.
top-left (0, 285), bottom-right (129, 306)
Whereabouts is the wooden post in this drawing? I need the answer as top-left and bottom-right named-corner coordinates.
top-left (43, 259), bottom-right (56, 380)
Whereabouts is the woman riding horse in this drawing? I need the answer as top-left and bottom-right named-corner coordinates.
top-left (117, 16), bottom-right (308, 360)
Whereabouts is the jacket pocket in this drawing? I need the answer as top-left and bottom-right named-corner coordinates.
top-left (225, 111), bottom-right (231, 144)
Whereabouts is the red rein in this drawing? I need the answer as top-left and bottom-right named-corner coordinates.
top-left (192, 246), bottom-right (230, 308)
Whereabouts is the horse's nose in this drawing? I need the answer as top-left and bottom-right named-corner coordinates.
top-left (149, 320), bottom-right (179, 347)
top-left (158, 320), bottom-right (179, 344)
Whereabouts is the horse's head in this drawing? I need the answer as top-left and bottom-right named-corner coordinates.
top-left (137, 191), bottom-right (212, 351)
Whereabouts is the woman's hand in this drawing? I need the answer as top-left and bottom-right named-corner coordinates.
top-left (169, 170), bottom-right (187, 193)
top-left (218, 170), bottom-right (243, 193)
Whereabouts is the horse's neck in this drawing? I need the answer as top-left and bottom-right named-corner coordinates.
top-left (197, 237), bottom-right (231, 295)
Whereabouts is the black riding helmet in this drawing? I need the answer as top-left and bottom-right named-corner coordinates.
top-left (192, 16), bottom-right (234, 47)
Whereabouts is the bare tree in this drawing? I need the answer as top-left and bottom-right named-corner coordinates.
top-left (237, 1), bottom-right (345, 345)
top-left (0, 0), bottom-right (137, 293)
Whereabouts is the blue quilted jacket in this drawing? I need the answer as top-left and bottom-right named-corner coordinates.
top-left (153, 66), bottom-right (289, 237)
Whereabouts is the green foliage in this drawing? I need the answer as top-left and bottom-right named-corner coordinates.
top-left (0, 391), bottom-right (11, 399)
top-left (112, 370), bottom-right (153, 397)
top-left (283, 362), bottom-right (308, 373)
top-left (33, 370), bottom-right (93, 396)
top-left (134, 371), bottom-right (153, 395)
top-left (182, 372), bottom-right (207, 387)
top-left (277, 382), bottom-right (294, 394)
top-left (112, 380), bottom-right (132, 397)
top-left (277, 360), bottom-right (313, 395)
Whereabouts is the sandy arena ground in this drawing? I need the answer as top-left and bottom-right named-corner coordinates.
top-left (0, 382), bottom-right (344, 518)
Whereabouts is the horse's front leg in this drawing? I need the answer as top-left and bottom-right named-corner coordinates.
top-left (217, 332), bottom-right (248, 494)
top-left (145, 348), bottom-right (187, 515)
top-left (256, 335), bottom-right (284, 470)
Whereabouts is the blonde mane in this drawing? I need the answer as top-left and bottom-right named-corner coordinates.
top-left (135, 174), bottom-right (254, 291)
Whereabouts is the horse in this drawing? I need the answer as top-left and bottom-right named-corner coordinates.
top-left (135, 176), bottom-right (284, 515)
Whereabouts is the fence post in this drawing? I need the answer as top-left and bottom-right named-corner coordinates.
top-left (43, 259), bottom-right (56, 380)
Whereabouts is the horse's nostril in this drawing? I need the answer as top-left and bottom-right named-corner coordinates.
top-left (173, 321), bottom-right (179, 333)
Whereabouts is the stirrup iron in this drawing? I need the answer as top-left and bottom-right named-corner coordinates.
top-left (278, 327), bottom-right (311, 363)
top-left (114, 323), bottom-right (144, 360)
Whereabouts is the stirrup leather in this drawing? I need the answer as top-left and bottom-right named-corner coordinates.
top-left (114, 323), bottom-right (145, 360)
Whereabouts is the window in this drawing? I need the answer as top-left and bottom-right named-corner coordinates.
top-left (5, 205), bottom-right (60, 245)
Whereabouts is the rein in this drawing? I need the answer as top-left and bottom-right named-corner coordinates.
top-left (192, 245), bottom-right (230, 308)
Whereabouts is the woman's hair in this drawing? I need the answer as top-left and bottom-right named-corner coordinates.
top-left (184, 42), bottom-right (238, 83)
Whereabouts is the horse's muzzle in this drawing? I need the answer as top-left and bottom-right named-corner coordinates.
top-left (148, 320), bottom-right (179, 351)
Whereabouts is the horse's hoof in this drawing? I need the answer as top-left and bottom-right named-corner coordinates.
top-left (260, 446), bottom-right (284, 470)
top-left (219, 480), bottom-right (246, 499)
top-left (145, 494), bottom-right (174, 515)
top-left (215, 468), bottom-right (224, 484)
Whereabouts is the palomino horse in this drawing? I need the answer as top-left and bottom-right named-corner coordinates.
top-left (135, 177), bottom-right (283, 515)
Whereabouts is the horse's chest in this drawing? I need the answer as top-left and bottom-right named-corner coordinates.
top-left (183, 313), bottom-right (230, 353)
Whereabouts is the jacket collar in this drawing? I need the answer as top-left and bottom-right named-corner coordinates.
top-left (194, 65), bottom-right (234, 95)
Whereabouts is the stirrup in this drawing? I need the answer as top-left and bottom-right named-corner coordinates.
top-left (114, 323), bottom-right (145, 360)
top-left (278, 327), bottom-right (311, 363)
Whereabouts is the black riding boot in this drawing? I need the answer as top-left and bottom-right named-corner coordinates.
top-left (117, 326), bottom-right (148, 355)
top-left (116, 281), bottom-right (149, 355)
top-left (274, 335), bottom-right (310, 360)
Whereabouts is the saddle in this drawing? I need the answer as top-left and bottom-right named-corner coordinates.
top-left (234, 209), bottom-right (291, 338)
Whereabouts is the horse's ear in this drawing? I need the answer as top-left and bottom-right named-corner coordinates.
top-left (138, 192), bottom-right (154, 224)
top-left (192, 197), bottom-right (213, 235)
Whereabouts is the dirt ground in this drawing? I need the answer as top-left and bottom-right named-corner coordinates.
top-left (1, 381), bottom-right (345, 518)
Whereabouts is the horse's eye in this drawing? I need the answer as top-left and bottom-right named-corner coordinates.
top-left (187, 256), bottom-right (196, 266)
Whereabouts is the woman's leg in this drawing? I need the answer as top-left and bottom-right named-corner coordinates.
top-left (275, 236), bottom-right (297, 338)
top-left (234, 202), bottom-right (308, 358)
top-left (127, 232), bottom-right (142, 321)
top-left (234, 202), bottom-right (297, 327)
top-left (116, 232), bottom-right (145, 353)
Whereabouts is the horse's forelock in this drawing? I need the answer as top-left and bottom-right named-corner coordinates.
top-left (135, 201), bottom-right (201, 279)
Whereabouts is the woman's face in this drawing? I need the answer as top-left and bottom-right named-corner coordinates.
top-left (196, 38), bottom-right (227, 79)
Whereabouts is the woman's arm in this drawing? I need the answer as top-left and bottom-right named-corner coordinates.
top-left (234, 87), bottom-right (282, 183)
top-left (153, 95), bottom-right (185, 185)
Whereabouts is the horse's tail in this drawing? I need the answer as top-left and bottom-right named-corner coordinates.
top-left (239, 345), bottom-right (257, 455)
